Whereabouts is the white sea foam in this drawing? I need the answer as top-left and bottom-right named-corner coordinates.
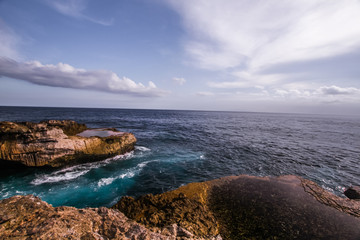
top-left (32, 169), bottom-right (89, 185)
top-left (1, 192), bottom-right (10, 198)
top-left (31, 152), bottom-right (135, 185)
top-left (137, 162), bottom-right (147, 168)
top-left (119, 171), bottom-right (136, 179)
top-left (136, 159), bottom-right (157, 168)
top-left (97, 177), bottom-right (116, 187)
top-left (321, 185), bottom-right (335, 193)
top-left (96, 160), bottom-right (157, 188)
top-left (136, 146), bottom-right (151, 152)
top-left (336, 185), bottom-right (346, 193)
top-left (97, 171), bottom-right (136, 188)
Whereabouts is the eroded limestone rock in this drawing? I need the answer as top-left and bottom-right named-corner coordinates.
top-left (0, 120), bottom-right (136, 167)
top-left (114, 175), bottom-right (360, 240)
top-left (0, 195), bottom-right (170, 240)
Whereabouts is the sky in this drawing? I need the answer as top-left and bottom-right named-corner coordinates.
top-left (0, 0), bottom-right (360, 115)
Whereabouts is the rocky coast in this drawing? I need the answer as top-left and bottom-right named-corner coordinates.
top-left (1, 175), bottom-right (360, 239)
top-left (1, 120), bottom-right (359, 239)
top-left (0, 120), bottom-right (136, 167)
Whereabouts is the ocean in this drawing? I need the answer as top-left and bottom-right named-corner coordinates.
top-left (0, 106), bottom-right (359, 208)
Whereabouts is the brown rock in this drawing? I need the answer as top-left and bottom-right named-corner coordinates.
top-left (114, 175), bottom-right (360, 240)
top-left (0, 195), bottom-right (170, 240)
top-left (112, 192), bottom-right (219, 238)
top-left (1, 175), bottom-right (359, 240)
top-left (0, 120), bottom-right (136, 167)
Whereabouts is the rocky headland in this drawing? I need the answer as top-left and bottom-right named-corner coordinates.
top-left (0, 120), bottom-right (136, 168)
top-left (1, 175), bottom-right (360, 239)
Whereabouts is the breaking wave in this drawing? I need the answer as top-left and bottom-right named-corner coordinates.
top-left (31, 152), bottom-right (134, 185)
top-left (135, 146), bottom-right (151, 152)
top-left (96, 160), bottom-right (157, 188)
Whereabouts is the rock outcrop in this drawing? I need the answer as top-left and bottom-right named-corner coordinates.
top-left (113, 175), bottom-right (360, 240)
top-left (0, 120), bottom-right (136, 167)
top-left (1, 175), bottom-right (360, 239)
top-left (0, 195), bottom-right (170, 240)
top-left (113, 192), bottom-right (218, 237)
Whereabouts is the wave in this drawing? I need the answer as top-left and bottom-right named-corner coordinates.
top-left (135, 146), bottom-right (151, 152)
top-left (96, 160), bottom-right (157, 188)
top-left (97, 177), bottom-right (116, 187)
top-left (97, 171), bottom-right (136, 188)
top-left (32, 169), bottom-right (89, 185)
top-left (31, 152), bottom-right (134, 185)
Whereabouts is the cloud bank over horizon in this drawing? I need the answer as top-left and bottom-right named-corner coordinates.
top-left (0, 58), bottom-right (168, 97)
top-left (0, 0), bottom-right (359, 113)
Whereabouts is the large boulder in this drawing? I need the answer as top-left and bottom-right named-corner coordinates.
top-left (113, 175), bottom-right (360, 240)
top-left (0, 120), bottom-right (136, 167)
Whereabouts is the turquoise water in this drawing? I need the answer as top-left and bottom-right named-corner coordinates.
top-left (0, 107), bottom-right (359, 208)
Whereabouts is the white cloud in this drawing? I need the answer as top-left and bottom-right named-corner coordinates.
top-left (173, 77), bottom-right (186, 85)
top-left (166, 0), bottom-right (360, 90)
top-left (273, 85), bottom-right (360, 100)
top-left (45, 0), bottom-right (113, 26)
top-left (318, 86), bottom-right (360, 95)
top-left (0, 58), bottom-right (168, 97)
top-left (0, 20), bottom-right (21, 59)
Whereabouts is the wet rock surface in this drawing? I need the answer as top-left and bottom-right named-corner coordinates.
top-left (0, 120), bottom-right (136, 167)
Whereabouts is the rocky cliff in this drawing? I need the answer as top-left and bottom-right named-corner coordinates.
top-left (1, 175), bottom-right (360, 239)
top-left (0, 120), bottom-right (136, 167)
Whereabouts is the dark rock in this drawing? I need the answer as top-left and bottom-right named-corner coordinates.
top-left (0, 120), bottom-right (136, 167)
top-left (345, 186), bottom-right (360, 200)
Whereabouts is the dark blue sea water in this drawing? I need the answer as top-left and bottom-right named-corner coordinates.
top-left (0, 106), bottom-right (359, 208)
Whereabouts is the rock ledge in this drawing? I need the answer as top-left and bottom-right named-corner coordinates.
top-left (0, 120), bottom-right (136, 167)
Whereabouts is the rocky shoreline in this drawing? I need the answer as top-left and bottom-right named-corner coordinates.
top-left (0, 120), bottom-right (136, 167)
top-left (1, 175), bottom-right (359, 239)
top-left (1, 121), bottom-right (359, 239)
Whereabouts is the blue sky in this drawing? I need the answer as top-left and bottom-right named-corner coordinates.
top-left (1, 0), bottom-right (360, 114)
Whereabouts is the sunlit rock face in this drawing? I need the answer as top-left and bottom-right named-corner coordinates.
top-left (0, 195), bottom-right (171, 240)
top-left (0, 120), bottom-right (136, 167)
